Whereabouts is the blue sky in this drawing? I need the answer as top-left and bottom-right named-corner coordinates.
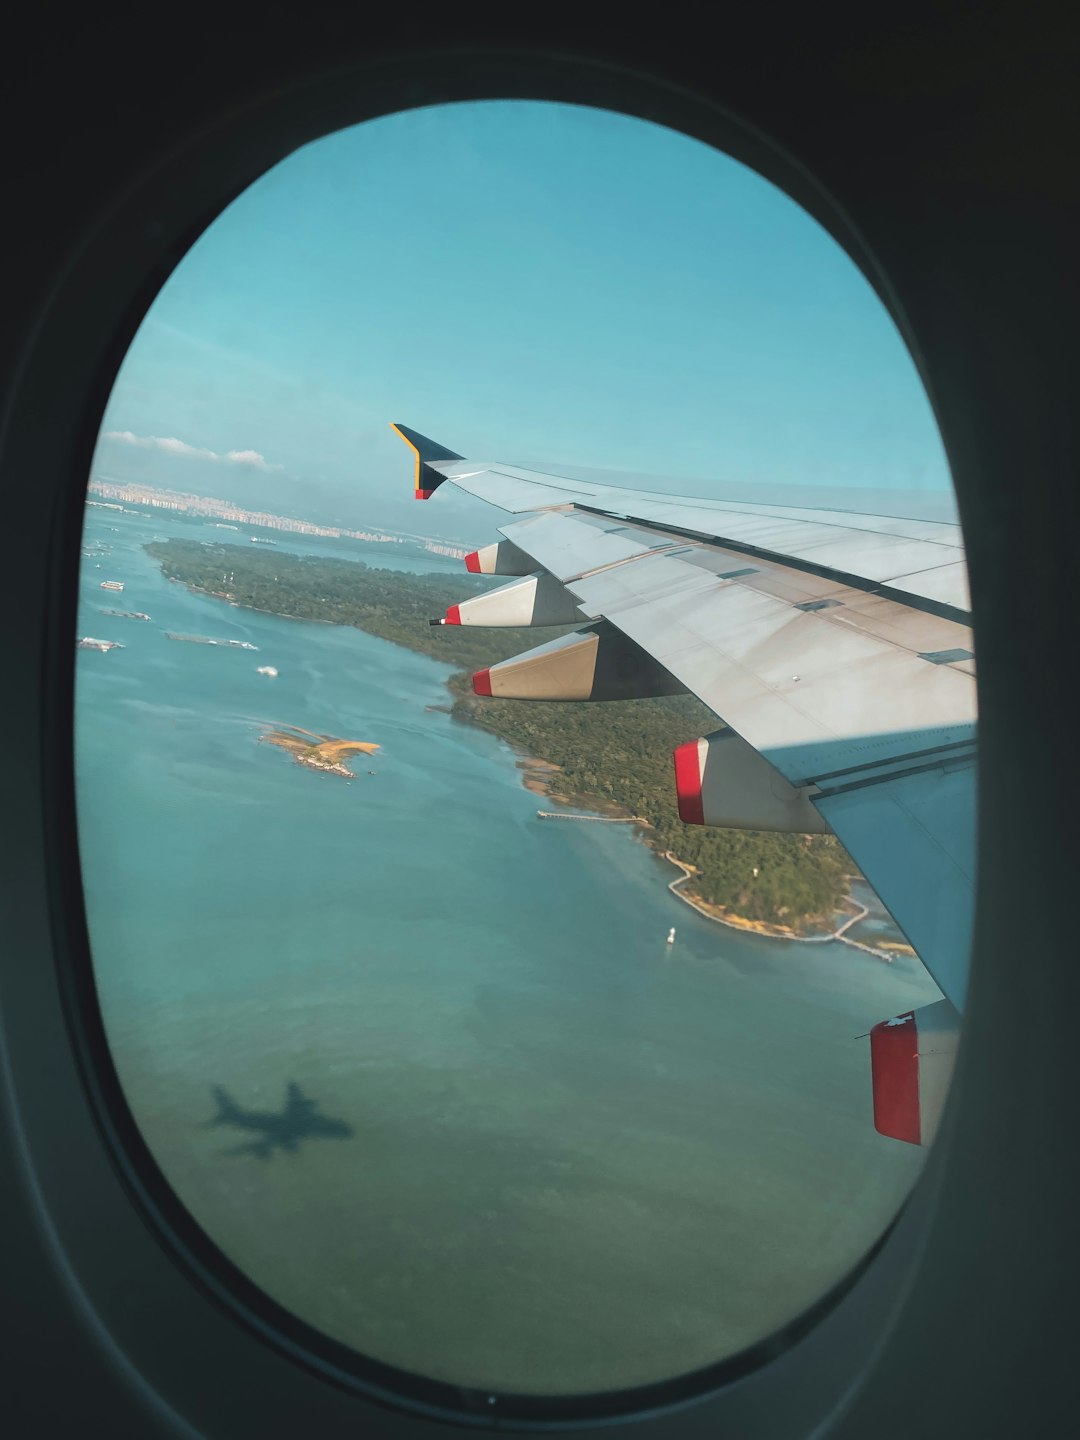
top-left (94, 101), bottom-right (952, 542)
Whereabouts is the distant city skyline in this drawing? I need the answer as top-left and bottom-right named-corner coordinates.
top-left (92, 101), bottom-right (953, 542)
top-left (87, 479), bottom-right (469, 557)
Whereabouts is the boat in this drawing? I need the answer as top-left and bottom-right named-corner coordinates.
top-left (667, 927), bottom-right (676, 944)
top-left (99, 580), bottom-right (124, 591)
top-left (77, 637), bottom-right (123, 652)
top-left (256, 666), bottom-right (278, 677)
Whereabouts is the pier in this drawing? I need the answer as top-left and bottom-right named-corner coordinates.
top-left (536, 810), bottom-right (646, 824)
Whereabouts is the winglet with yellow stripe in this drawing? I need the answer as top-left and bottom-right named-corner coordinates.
top-left (390, 423), bottom-right (463, 500)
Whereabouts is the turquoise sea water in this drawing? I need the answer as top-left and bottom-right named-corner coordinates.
top-left (74, 506), bottom-right (942, 1395)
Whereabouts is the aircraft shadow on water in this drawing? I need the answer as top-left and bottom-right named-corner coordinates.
top-left (204, 1081), bottom-right (355, 1160)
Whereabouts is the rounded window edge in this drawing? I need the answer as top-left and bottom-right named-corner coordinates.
top-left (14, 43), bottom-right (973, 1439)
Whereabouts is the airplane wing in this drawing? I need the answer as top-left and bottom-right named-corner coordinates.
top-left (393, 424), bottom-right (975, 1144)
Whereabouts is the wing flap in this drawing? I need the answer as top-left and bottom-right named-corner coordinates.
top-left (574, 561), bottom-right (975, 784)
top-left (499, 512), bottom-right (679, 581)
top-left (481, 508), bottom-right (975, 784)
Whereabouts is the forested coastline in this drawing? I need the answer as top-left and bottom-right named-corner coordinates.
top-left (147, 539), bottom-right (853, 930)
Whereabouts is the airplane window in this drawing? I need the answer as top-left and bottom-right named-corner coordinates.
top-left (73, 100), bottom-right (971, 1404)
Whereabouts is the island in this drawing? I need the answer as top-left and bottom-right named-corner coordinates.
top-left (147, 539), bottom-right (864, 936)
top-left (260, 724), bottom-right (379, 777)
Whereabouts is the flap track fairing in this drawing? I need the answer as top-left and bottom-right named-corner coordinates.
top-left (442, 572), bottom-right (585, 627)
top-left (473, 623), bottom-right (688, 702)
top-left (870, 998), bottom-right (961, 1147)
top-left (464, 539), bottom-right (535, 576)
top-left (673, 729), bottom-right (828, 833)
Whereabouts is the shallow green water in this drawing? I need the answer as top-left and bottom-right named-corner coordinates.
top-left (75, 506), bottom-right (940, 1395)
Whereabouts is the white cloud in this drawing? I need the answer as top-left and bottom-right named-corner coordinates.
top-left (104, 430), bottom-right (218, 460)
top-left (103, 429), bottom-right (155, 449)
top-left (103, 430), bottom-right (280, 470)
top-left (225, 448), bottom-right (276, 471)
top-left (156, 436), bottom-right (219, 460)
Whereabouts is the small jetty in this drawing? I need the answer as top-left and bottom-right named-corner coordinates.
top-left (536, 810), bottom-right (646, 824)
